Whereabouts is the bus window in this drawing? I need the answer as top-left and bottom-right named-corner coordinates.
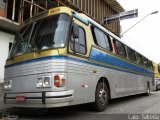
top-left (91, 27), bottom-right (112, 52)
top-left (127, 47), bottom-right (136, 62)
top-left (148, 61), bottom-right (153, 70)
top-left (136, 53), bottom-right (143, 65)
top-left (104, 34), bottom-right (113, 52)
top-left (114, 40), bottom-right (127, 58)
top-left (70, 24), bottom-right (87, 54)
top-left (113, 40), bottom-right (119, 54)
top-left (143, 57), bottom-right (149, 68)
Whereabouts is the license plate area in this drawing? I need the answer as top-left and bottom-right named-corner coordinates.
top-left (16, 96), bottom-right (26, 102)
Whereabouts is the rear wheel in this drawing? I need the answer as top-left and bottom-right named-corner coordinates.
top-left (93, 82), bottom-right (109, 112)
top-left (156, 86), bottom-right (158, 91)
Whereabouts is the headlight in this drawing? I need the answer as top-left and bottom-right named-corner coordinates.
top-left (37, 76), bottom-right (51, 88)
top-left (4, 80), bottom-right (12, 90)
top-left (37, 78), bottom-right (43, 87)
top-left (43, 76), bottom-right (51, 87)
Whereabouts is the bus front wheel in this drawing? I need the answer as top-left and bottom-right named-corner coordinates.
top-left (93, 82), bottom-right (109, 112)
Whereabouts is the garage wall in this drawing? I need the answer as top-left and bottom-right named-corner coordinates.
top-left (0, 31), bottom-right (14, 83)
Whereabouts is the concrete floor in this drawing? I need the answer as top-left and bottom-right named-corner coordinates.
top-left (1, 91), bottom-right (160, 120)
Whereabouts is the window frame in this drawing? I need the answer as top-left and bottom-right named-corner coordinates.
top-left (135, 53), bottom-right (144, 66)
top-left (114, 40), bottom-right (127, 58)
top-left (143, 57), bottom-right (149, 68)
top-left (70, 24), bottom-right (87, 55)
top-left (127, 47), bottom-right (136, 62)
top-left (104, 33), bottom-right (113, 52)
top-left (148, 61), bottom-right (153, 70)
top-left (91, 26), bottom-right (113, 52)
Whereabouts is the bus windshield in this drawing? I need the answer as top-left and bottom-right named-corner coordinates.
top-left (9, 14), bottom-right (70, 58)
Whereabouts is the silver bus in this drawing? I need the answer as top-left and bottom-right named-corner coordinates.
top-left (3, 7), bottom-right (154, 111)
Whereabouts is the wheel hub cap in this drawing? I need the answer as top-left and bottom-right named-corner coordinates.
top-left (99, 89), bottom-right (107, 105)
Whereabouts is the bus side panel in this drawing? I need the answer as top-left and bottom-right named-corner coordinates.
top-left (89, 47), bottom-right (154, 99)
top-left (64, 55), bottom-right (153, 106)
top-left (67, 58), bottom-right (96, 105)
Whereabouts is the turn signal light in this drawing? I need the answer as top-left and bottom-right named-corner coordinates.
top-left (54, 75), bottom-right (60, 87)
top-left (54, 75), bottom-right (66, 88)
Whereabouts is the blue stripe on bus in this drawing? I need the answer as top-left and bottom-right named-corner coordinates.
top-left (90, 49), bottom-right (153, 77)
top-left (67, 55), bottom-right (153, 77)
top-left (5, 51), bottom-right (154, 77)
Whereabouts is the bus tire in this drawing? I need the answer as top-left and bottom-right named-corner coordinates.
top-left (144, 83), bottom-right (150, 96)
top-left (93, 82), bottom-right (109, 112)
top-left (156, 86), bottom-right (158, 91)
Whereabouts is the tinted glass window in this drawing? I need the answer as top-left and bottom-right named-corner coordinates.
top-left (148, 61), bottom-right (153, 70)
top-left (127, 47), bottom-right (136, 61)
top-left (92, 27), bottom-right (112, 51)
top-left (104, 34), bottom-right (112, 51)
top-left (115, 40), bottom-right (127, 58)
top-left (70, 25), bottom-right (86, 54)
top-left (136, 53), bottom-right (143, 65)
top-left (94, 28), bottom-right (106, 48)
top-left (143, 57), bottom-right (149, 67)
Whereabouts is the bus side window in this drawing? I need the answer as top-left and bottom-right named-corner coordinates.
top-left (127, 47), bottom-right (136, 62)
top-left (113, 40), bottom-right (119, 54)
top-left (136, 53), bottom-right (143, 65)
top-left (143, 57), bottom-right (149, 68)
top-left (114, 40), bottom-right (127, 58)
top-left (104, 34), bottom-right (113, 52)
top-left (91, 26), bottom-right (112, 52)
top-left (70, 24), bottom-right (87, 54)
top-left (149, 61), bottom-right (153, 70)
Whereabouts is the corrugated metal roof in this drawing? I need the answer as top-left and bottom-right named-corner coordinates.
top-left (105, 0), bottom-right (125, 13)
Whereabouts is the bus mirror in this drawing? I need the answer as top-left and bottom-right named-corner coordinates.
top-left (72, 24), bottom-right (79, 39)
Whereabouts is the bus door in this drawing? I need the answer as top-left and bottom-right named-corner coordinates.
top-left (67, 17), bottom-right (95, 102)
top-left (68, 18), bottom-right (88, 58)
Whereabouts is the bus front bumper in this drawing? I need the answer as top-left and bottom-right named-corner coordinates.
top-left (4, 90), bottom-right (74, 108)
